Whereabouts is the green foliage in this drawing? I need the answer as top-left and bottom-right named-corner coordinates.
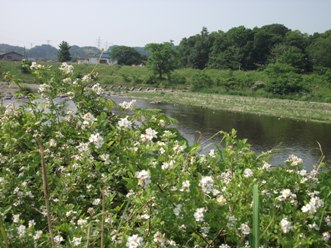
top-left (145, 42), bottom-right (178, 79)
top-left (57, 41), bottom-right (72, 62)
top-left (0, 64), bottom-right (330, 247)
top-left (20, 60), bottom-right (32, 74)
top-left (110, 46), bottom-right (144, 65)
top-left (265, 63), bottom-right (305, 95)
top-left (190, 72), bottom-right (213, 91)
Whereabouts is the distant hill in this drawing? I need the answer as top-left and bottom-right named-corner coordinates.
top-left (0, 43), bottom-right (148, 60)
top-left (27, 44), bottom-right (58, 60)
top-left (108, 45), bottom-right (151, 57)
top-left (69, 45), bottom-right (100, 58)
top-left (0, 44), bottom-right (25, 55)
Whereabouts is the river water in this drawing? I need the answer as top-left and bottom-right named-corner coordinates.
top-left (3, 96), bottom-right (330, 169)
top-left (112, 96), bottom-right (331, 169)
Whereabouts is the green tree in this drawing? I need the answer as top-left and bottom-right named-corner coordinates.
top-left (178, 27), bottom-right (213, 69)
top-left (58, 41), bottom-right (72, 62)
top-left (307, 30), bottom-right (331, 69)
top-left (110, 46), bottom-right (143, 65)
top-left (269, 44), bottom-right (306, 71)
top-left (145, 42), bottom-right (178, 79)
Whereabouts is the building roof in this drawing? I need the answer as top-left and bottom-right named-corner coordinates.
top-left (0, 51), bottom-right (23, 56)
top-left (98, 53), bottom-right (111, 59)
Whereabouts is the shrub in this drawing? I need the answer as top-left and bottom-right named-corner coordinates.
top-left (265, 63), bottom-right (306, 95)
top-left (190, 72), bottom-right (213, 91)
top-left (0, 63), bottom-right (330, 247)
top-left (20, 59), bottom-right (32, 74)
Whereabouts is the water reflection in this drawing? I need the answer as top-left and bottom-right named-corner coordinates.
top-left (112, 96), bottom-right (331, 169)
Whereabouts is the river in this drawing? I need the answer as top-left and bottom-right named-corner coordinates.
top-left (3, 95), bottom-right (330, 169)
top-left (112, 96), bottom-right (331, 169)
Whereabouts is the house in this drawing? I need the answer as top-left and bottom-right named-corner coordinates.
top-left (77, 53), bottom-right (117, 65)
top-left (0, 51), bottom-right (23, 61)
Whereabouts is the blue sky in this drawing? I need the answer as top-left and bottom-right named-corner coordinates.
top-left (1, 0), bottom-right (330, 48)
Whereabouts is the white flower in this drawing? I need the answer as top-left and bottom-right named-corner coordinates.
top-left (72, 237), bottom-right (82, 246)
top-left (209, 149), bottom-right (216, 158)
top-left (28, 220), bottom-right (36, 228)
top-left (285, 154), bottom-right (303, 166)
top-left (194, 207), bottom-right (206, 222)
top-left (298, 169), bottom-right (307, 176)
top-left (89, 133), bottom-right (104, 149)
top-left (262, 161), bottom-right (271, 170)
top-left (93, 198), bottom-right (101, 206)
top-left (161, 160), bottom-right (175, 170)
top-left (323, 232), bottom-right (330, 241)
top-left (135, 170), bottom-right (151, 188)
top-left (227, 215), bottom-right (237, 227)
top-left (126, 234), bottom-right (143, 248)
top-left (119, 100), bottom-right (136, 110)
top-left (216, 195), bottom-right (227, 205)
top-left (199, 176), bottom-right (214, 194)
top-left (243, 168), bottom-right (253, 178)
top-left (153, 231), bottom-right (167, 246)
top-left (18, 225), bottom-right (26, 237)
top-left (54, 235), bottom-right (64, 244)
top-left (82, 74), bottom-right (91, 82)
top-left (77, 218), bottom-right (88, 226)
top-left (91, 83), bottom-right (104, 95)
top-left (34, 230), bottom-right (43, 240)
top-left (30, 62), bottom-right (43, 70)
top-left (308, 222), bottom-right (319, 230)
top-left (140, 128), bottom-right (158, 142)
top-left (180, 180), bottom-right (190, 192)
top-left (66, 210), bottom-right (76, 217)
top-left (219, 244), bottom-right (231, 248)
top-left (13, 214), bottom-right (20, 223)
top-left (140, 214), bottom-right (150, 220)
top-left (100, 154), bottom-right (111, 165)
top-left (63, 77), bottom-right (72, 84)
top-left (280, 217), bottom-right (293, 234)
top-left (38, 83), bottom-right (50, 93)
top-left (159, 119), bottom-right (166, 127)
top-left (301, 196), bottom-right (324, 214)
top-left (279, 189), bottom-right (292, 200)
top-left (239, 223), bottom-right (251, 235)
top-left (173, 204), bottom-right (182, 216)
top-left (118, 116), bottom-right (132, 129)
top-left (49, 138), bottom-right (57, 147)
top-left (82, 112), bottom-right (97, 126)
top-left (59, 62), bottom-right (74, 74)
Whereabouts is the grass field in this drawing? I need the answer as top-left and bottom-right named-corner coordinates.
top-left (128, 91), bottom-right (331, 123)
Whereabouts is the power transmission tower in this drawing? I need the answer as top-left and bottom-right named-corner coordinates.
top-left (97, 37), bottom-right (101, 50)
top-left (46, 40), bottom-right (51, 45)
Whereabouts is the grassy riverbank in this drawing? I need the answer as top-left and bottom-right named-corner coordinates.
top-left (128, 91), bottom-right (331, 123)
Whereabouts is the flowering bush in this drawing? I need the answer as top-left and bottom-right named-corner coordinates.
top-left (0, 63), bottom-right (330, 247)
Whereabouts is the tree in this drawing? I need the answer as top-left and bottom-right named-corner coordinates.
top-left (307, 30), bottom-right (331, 69)
top-left (269, 44), bottom-right (306, 71)
top-left (110, 46), bottom-right (143, 65)
top-left (145, 42), bottom-right (178, 79)
top-left (177, 27), bottom-right (213, 69)
top-left (58, 41), bottom-right (72, 62)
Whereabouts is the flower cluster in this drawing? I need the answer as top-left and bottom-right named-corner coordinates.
top-left (1, 63), bottom-right (330, 248)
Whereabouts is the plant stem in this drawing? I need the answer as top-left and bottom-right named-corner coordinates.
top-left (100, 189), bottom-right (105, 248)
top-left (252, 184), bottom-right (260, 248)
top-left (39, 144), bottom-right (55, 247)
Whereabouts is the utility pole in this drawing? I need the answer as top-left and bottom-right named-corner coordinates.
top-left (46, 40), bottom-right (51, 45)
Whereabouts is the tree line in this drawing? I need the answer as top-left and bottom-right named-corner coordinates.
top-left (177, 24), bottom-right (331, 72)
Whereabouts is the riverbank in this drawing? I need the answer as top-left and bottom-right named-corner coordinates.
top-left (2, 81), bottom-right (331, 123)
top-left (127, 91), bottom-right (331, 123)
